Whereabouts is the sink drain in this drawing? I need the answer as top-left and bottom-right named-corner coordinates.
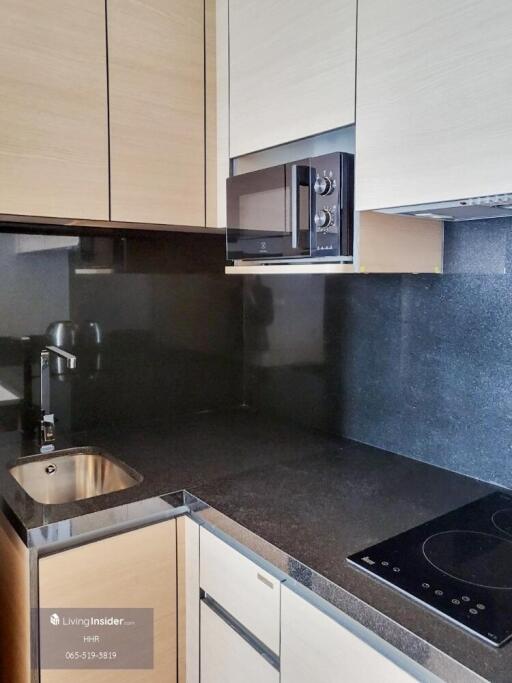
top-left (45, 463), bottom-right (57, 475)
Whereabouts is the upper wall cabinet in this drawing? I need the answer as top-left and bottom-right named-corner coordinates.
top-left (356, 0), bottom-right (512, 211)
top-left (0, 0), bottom-right (109, 220)
top-left (229, 0), bottom-right (357, 158)
top-left (108, 0), bottom-right (205, 226)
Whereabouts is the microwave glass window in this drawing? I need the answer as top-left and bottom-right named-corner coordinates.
top-left (238, 188), bottom-right (286, 232)
top-left (227, 165), bottom-right (287, 233)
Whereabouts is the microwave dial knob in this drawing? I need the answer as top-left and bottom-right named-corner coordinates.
top-left (314, 175), bottom-right (334, 196)
top-left (314, 209), bottom-right (332, 229)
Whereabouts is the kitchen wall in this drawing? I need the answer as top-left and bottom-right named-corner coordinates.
top-left (0, 229), bottom-right (243, 436)
top-left (244, 218), bottom-right (512, 488)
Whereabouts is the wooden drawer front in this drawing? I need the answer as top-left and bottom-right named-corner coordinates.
top-left (199, 528), bottom-right (280, 654)
top-left (201, 601), bottom-right (279, 683)
top-left (281, 585), bottom-right (419, 682)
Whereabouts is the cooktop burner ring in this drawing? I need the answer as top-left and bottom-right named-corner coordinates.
top-left (422, 530), bottom-right (512, 590)
top-left (492, 508), bottom-right (512, 537)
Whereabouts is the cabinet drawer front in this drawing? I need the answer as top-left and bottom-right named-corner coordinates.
top-left (199, 527), bottom-right (280, 654)
top-left (201, 601), bottom-right (279, 683)
top-left (281, 585), bottom-right (419, 682)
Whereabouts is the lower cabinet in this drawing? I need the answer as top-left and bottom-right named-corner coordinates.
top-left (0, 510), bottom-right (430, 683)
top-left (281, 584), bottom-right (418, 682)
top-left (38, 519), bottom-right (177, 683)
top-left (200, 600), bottom-right (279, 683)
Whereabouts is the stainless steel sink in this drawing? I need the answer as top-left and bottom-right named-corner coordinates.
top-left (9, 447), bottom-right (142, 505)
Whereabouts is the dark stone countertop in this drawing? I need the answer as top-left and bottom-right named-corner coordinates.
top-left (0, 408), bottom-right (505, 682)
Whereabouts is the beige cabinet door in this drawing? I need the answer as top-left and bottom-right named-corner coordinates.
top-left (0, 0), bottom-right (109, 220)
top-left (281, 585), bottom-right (419, 682)
top-left (39, 520), bottom-right (177, 683)
top-left (108, 0), bottom-right (205, 226)
top-left (229, 0), bottom-right (357, 157)
top-left (356, 0), bottom-right (512, 211)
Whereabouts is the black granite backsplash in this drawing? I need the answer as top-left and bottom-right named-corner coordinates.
top-left (244, 218), bottom-right (512, 488)
top-left (2, 218), bottom-right (511, 489)
top-left (0, 228), bottom-right (243, 437)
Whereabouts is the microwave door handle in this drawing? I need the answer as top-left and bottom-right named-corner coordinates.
top-left (291, 164), bottom-right (299, 249)
top-left (291, 165), bottom-right (310, 250)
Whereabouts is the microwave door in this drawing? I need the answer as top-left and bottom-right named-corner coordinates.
top-left (226, 165), bottom-right (287, 259)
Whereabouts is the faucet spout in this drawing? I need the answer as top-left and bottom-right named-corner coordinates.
top-left (45, 345), bottom-right (77, 369)
top-left (39, 346), bottom-right (77, 452)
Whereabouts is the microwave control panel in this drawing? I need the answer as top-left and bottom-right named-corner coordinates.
top-left (313, 162), bottom-right (340, 255)
top-left (310, 153), bottom-right (353, 258)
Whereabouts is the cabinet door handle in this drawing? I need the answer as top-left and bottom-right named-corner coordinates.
top-left (257, 572), bottom-right (274, 589)
top-left (290, 164), bottom-right (311, 249)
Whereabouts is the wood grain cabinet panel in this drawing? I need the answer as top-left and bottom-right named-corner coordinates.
top-left (39, 520), bottom-right (177, 683)
top-left (0, 512), bottom-right (30, 683)
top-left (108, 0), bottom-right (205, 226)
top-left (206, 0), bottom-right (229, 228)
top-left (229, 0), bottom-right (357, 157)
top-left (356, 0), bottom-right (512, 211)
top-left (0, 0), bottom-right (109, 220)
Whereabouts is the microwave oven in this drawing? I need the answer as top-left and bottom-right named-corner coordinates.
top-left (226, 152), bottom-right (354, 262)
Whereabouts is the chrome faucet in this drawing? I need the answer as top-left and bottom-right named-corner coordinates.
top-left (40, 346), bottom-right (77, 453)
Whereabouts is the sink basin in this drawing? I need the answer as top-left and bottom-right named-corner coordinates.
top-left (9, 447), bottom-right (142, 505)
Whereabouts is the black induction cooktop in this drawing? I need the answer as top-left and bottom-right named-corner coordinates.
top-left (348, 491), bottom-right (512, 647)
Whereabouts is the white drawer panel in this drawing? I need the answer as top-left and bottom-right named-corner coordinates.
top-left (201, 601), bottom-right (279, 683)
top-left (281, 585), bottom-right (421, 682)
top-left (199, 527), bottom-right (280, 654)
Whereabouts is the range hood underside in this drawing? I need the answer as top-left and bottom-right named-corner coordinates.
top-left (378, 194), bottom-right (512, 221)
